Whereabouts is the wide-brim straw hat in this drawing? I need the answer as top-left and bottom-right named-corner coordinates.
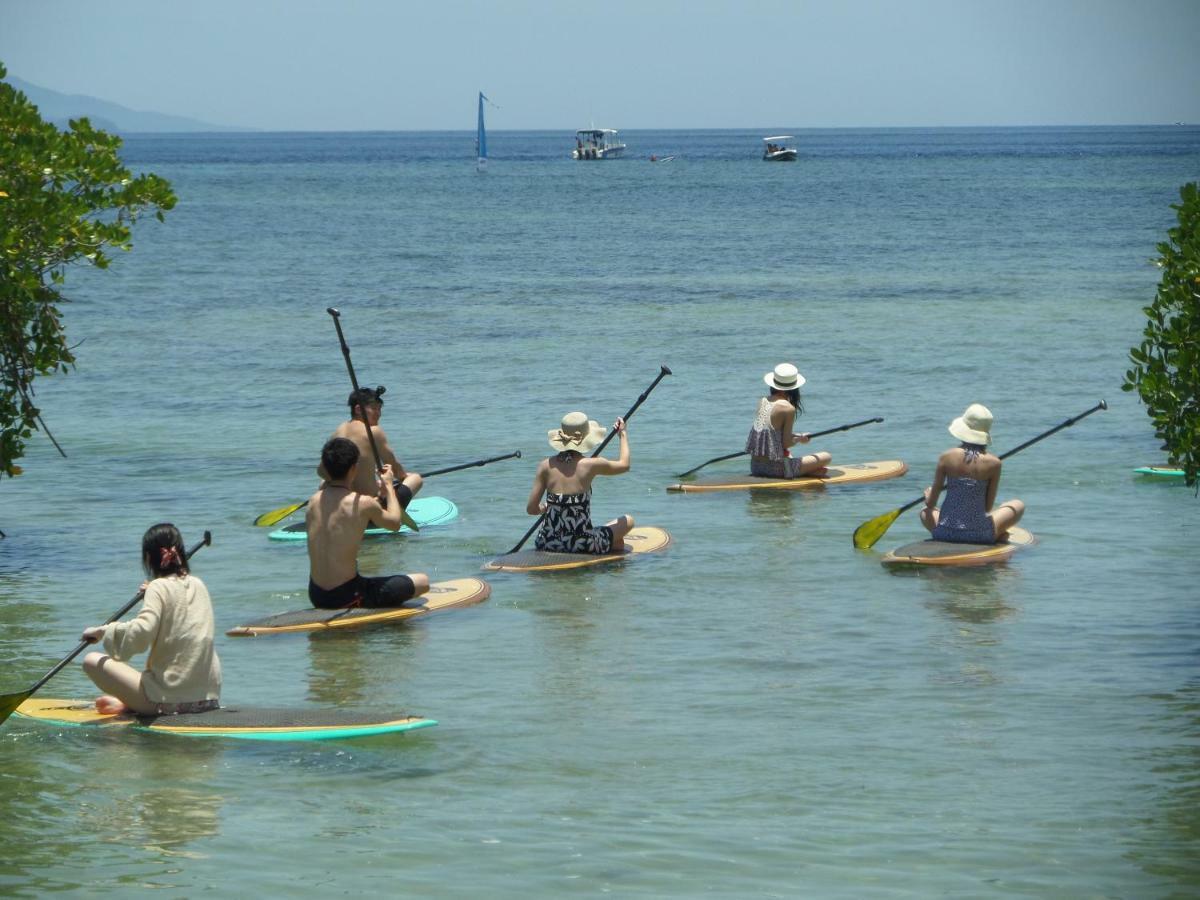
top-left (948, 403), bottom-right (994, 446)
top-left (548, 411), bottom-right (606, 453)
top-left (764, 362), bottom-right (806, 392)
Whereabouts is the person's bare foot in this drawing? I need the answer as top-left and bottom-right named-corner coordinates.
top-left (95, 695), bottom-right (129, 715)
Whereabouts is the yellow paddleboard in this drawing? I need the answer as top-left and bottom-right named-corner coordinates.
top-left (667, 460), bottom-right (907, 492)
top-left (881, 526), bottom-right (1035, 568)
top-left (13, 698), bottom-right (436, 741)
top-left (227, 577), bottom-right (490, 636)
top-left (483, 526), bottom-right (672, 572)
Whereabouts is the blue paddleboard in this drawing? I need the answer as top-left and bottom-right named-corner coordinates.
top-left (268, 496), bottom-right (458, 542)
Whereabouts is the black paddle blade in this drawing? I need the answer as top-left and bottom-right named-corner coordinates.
top-left (0, 690), bottom-right (32, 727)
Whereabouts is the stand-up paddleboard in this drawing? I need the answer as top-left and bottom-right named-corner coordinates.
top-left (226, 577), bottom-right (490, 637)
top-left (881, 526), bottom-right (1035, 568)
top-left (1133, 466), bottom-right (1186, 478)
top-left (667, 460), bottom-right (907, 493)
top-left (483, 526), bottom-right (671, 572)
top-left (12, 698), bottom-right (436, 742)
top-left (268, 496), bottom-right (458, 541)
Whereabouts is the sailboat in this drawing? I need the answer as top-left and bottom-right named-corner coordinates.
top-left (476, 92), bottom-right (489, 171)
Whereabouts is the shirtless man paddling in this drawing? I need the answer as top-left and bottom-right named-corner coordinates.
top-left (322, 386), bottom-right (423, 510)
top-left (307, 437), bottom-right (430, 609)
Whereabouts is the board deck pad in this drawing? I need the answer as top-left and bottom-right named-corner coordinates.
top-left (268, 496), bottom-right (458, 541)
top-left (1133, 466), bottom-right (1185, 478)
top-left (667, 460), bottom-right (908, 492)
top-left (881, 526), bottom-right (1035, 568)
top-left (483, 526), bottom-right (671, 572)
top-left (227, 577), bottom-right (490, 636)
top-left (14, 698), bottom-right (436, 741)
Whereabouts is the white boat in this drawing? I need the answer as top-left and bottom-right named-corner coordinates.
top-left (476, 92), bottom-right (490, 171)
top-left (762, 135), bottom-right (798, 161)
top-left (573, 128), bottom-right (625, 160)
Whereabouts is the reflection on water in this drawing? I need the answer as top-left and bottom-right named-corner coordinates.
top-left (304, 624), bottom-right (427, 706)
top-left (917, 565), bottom-right (1021, 626)
top-left (96, 736), bottom-right (224, 855)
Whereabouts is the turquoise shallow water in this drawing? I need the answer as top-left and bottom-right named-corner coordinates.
top-left (2, 127), bottom-right (1199, 896)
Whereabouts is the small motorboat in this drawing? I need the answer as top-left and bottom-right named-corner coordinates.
top-left (762, 135), bottom-right (798, 161)
top-left (573, 128), bottom-right (626, 160)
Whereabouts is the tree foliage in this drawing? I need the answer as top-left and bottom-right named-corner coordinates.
top-left (1123, 182), bottom-right (1200, 489)
top-left (0, 62), bottom-right (175, 477)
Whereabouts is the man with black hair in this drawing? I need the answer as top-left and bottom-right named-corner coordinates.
top-left (320, 384), bottom-right (423, 517)
top-left (306, 437), bottom-right (430, 609)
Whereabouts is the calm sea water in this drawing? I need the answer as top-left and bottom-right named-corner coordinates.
top-left (2, 127), bottom-right (1199, 897)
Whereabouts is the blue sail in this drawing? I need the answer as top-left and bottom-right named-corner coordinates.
top-left (477, 92), bottom-right (488, 169)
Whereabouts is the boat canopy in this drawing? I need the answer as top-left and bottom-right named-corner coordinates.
top-left (578, 128), bottom-right (619, 137)
top-left (763, 135), bottom-right (794, 142)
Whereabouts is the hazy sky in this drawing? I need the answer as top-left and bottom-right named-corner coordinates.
top-left (2, 0), bottom-right (1197, 130)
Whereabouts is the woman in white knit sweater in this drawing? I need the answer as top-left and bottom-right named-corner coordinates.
top-left (81, 524), bottom-right (222, 716)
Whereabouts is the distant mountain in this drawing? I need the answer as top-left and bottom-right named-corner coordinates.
top-left (6, 75), bottom-right (250, 133)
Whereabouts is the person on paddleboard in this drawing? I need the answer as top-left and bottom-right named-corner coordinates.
top-left (526, 412), bottom-right (634, 554)
top-left (920, 404), bottom-right (1025, 544)
top-left (320, 386), bottom-right (423, 522)
top-left (80, 524), bottom-right (221, 716)
top-left (746, 363), bottom-right (831, 478)
top-left (307, 437), bottom-right (430, 609)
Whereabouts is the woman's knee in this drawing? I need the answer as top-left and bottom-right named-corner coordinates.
top-left (82, 651), bottom-right (106, 674)
top-left (404, 473), bottom-right (423, 495)
top-left (409, 573), bottom-right (430, 596)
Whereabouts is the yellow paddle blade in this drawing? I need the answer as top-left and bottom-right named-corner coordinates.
top-left (0, 690), bottom-right (31, 726)
top-left (254, 501), bottom-right (307, 528)
top-left (853, 508), bottom-right (903, 549)
top-left (401, 510), bottom-right (420, 532)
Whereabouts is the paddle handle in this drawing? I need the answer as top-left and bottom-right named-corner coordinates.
top-left (28, 531), bottom-right (212, 696)
top-left (420, 450), bottom-right (521, 479)
top-left (508, 365), bottom-right (672, 554)
top-left (327, 307), bottom-right (386, 477)
top-left (998, 401), bottom-right (1107, 461)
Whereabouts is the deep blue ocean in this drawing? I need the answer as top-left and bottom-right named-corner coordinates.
top-left (2, 127), bottom-right (1199, 897)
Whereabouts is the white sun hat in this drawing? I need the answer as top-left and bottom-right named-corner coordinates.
top-left (948, 403), bottom-right (994, 446)
top-left (763, 363), bottom-right (806, 392)
top-left (548, 411), bottom-right (606, 453)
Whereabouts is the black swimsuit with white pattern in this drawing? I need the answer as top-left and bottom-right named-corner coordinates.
top-left (535, 491), bottom-right (614, 554)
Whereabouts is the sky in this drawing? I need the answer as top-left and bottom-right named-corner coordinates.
top-left (1, 0), bottom-right (1198, 131)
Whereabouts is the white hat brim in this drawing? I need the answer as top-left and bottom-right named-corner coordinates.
top-left (948, 417), bottom-right (991, 446)
top-left (764, 371), bottom-right (806, 390)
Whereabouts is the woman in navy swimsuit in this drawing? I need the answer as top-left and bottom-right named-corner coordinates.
top-left (921, 404), bottom-right (1025, 544)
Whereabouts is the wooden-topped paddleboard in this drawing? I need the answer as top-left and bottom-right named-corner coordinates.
top-left (268, 496), bottom-right (458, 541)
top-left (13, 698), bottom-right (436, 741)
top-left (667, 460), bottom-right (907, 492)
top-left (881, 526), bottom-right (1035, 568)
top-left (1133, 466), bottom-right (1185, 478)
top-left (483, 526), bottom-right (671, 572)
top-left (226, 577), bottom-right (490, 636)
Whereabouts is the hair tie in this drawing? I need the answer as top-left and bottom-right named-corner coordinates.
top-left (159, 546), bottom-right (181, 568)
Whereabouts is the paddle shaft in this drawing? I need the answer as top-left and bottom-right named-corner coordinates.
top-left (420, 450), bottom-right (521, 478)
top-left (508, 365), bottom-right (672, 554)
top-left (26, 531), bottom-right (213, 698)
top-left (327, 307), bottom-right (386, 480)
top-left (893, 400), bottom-right (1110, 518)
top-left (676, 416), bottom-right (885, 477)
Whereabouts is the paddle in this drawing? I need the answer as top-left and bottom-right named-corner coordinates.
top-left (504, 365), bottom-right (673, 555)
top-left (675, 416), bottom-right (885, 478)
top-left (0, 530), bottom-right (212, 727)
top-left (252, 450), bottom-right (523, 527)
top-left (326, 307), bottom-right (421, 532)
top-left (852, 400), bottom-right (1108, 550)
